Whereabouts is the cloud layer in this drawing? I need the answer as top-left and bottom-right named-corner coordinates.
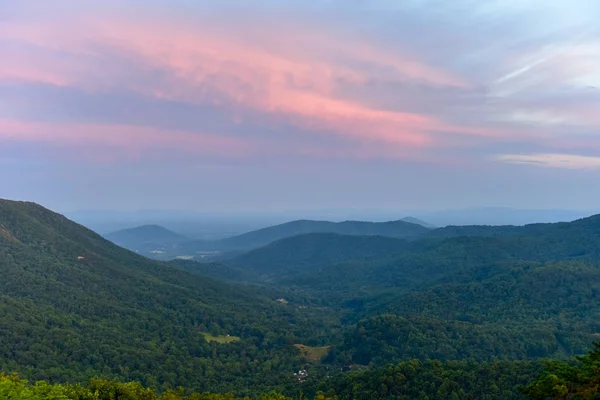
top-left (1, 0), bottom-right (600, 210)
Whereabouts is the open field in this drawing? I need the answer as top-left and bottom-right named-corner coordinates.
top-left (293, 344), bottom-right (331, 362)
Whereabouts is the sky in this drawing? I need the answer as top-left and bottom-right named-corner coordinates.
top-left (1, 0), bottom-right (600, 213)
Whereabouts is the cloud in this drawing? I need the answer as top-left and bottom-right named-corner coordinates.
top-left (0, 118), bottom-right (255, 160)
top-left (0, 8), bottom-right (482, 151)
top-left (1, 0), bottom-right (599, 165)
top-left (496, 153), bottom-right (600, 169)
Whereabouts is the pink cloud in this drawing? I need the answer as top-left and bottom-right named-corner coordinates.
top-left (0, 15), bottom-right (481, 150)
top-left (0, 119), bottom-right (255, 159)
top-left (0, 64), bottom-right (68, 87)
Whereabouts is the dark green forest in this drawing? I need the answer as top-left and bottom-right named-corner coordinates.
top-left (3, 199), bottom-right (600, 398)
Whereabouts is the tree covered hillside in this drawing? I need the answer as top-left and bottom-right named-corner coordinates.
top-left (0, 200), bottom-right (336, 395)
top-left (4, 199), bottom-right (600, 398)
top-left (196, 213), bottom-right (600, 365)
top-left (177, 219), bottom-right (430, 256)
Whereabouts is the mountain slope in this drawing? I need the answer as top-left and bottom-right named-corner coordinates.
top-left (428, 213), bottom-right (600, 240)
top-left (334, 261), bottom-right (600, 365)
top-left (0, 199), bottom-right (332, 394)
top-left (228, 233), bottom-right (409, 281)
top-left (204, 219), bottom-right (430, 251)
top-left (218, 212), bottom-right (600, 293)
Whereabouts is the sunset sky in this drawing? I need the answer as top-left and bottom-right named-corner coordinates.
top-left (2, 0), bottom-right (600, 212)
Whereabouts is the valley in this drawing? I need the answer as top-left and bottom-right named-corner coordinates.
top-left (1, 198), bottom-right (600, 398)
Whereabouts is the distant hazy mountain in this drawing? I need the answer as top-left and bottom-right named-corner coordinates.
top-left (400, 217), bottom-right (436, 228)
top-left (428, 213), bottom-right (600, 239)
top-left (187, 219), bottom-right (431, 253)
top-left (107, 224), bottom-right (186, 242)
top-left (416, 207), bottom-right (593, 227)
top-left (105, 224), bottom-right (187, 253)
top-left (65, 209), bottom-right (288, 238)
top-left (215, 213), bottom-right (600, 289)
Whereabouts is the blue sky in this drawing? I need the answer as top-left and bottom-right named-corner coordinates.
top-left (1, 0), bottom-right (599, 212)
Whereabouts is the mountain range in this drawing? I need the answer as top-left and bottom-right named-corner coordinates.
top-left (4, 198), bottom-right (600, 399)
top-left (0, 199), bottom-right (331, 395)
top-left (105, 218), bottom-right (432, 260)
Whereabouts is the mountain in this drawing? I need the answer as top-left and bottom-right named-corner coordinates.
top-left (335, 261), bottom-right (600, 365)
top-left (416, 207), bottom-right (592, 226)
top-left (192, 219), bottom-right (430, 252)
top-left (106, 224), bottom-right (187, 245)
top-left (6, 198), bottom-right (600, 399)
top-left (103, 219), bottom-right (430, 261)
top-left (400, 216), bottom-right (436, 228)
top-left (0, 199), bottom-right (333, 395)
top-left (428, 213), bottom-right (600, 243)
top-left (226, 233), bottom-right (409, 281)
top-left (104, 224), bottom-right (189, 259)
top-left (192, 213), bottom-right (600, 365)
top-left (214, 213), bottom-right (600, 294)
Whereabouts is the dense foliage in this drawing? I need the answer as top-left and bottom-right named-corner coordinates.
top-left (5, 198), bottom-right (600, 398)
top-left (0, 200), bottom-right (337, 396)
top-left (0, 358), bottom-right (544, 400)
top-left (0, 373), bottom-right (334, 400)
top-left (522, 342), bottom-right (600, 399)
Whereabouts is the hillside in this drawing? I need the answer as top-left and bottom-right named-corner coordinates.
top-left (0, 200), bottom-right (335, 395)
top-left (333, 261), bottom-right (600, 366)
top-left (428, 214), bottom-right (600, 240)
top-left (228, 233), bottom-right (409, 281)
top-left (417, 207), bottom-right (590, 226)
top-left (191, 218), bottom-right (430, 252)
top-left (189, 213), bottom-right (600, 365)
top-left (5, 199), bottom-right (600, 398)
top-left (216, 213), bottom-right (600, 294)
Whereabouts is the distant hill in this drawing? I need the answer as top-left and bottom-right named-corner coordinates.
top-left (400, 216), bottom-right (436, 228)
top-left (106, 224), bottom-right (187, 245)
top-left (184, 212), bottom-right (600, 365)
top-left (428, 213), bottom-right (600, 241)
top-left (0, 199), bottom-right (330, 393)
top-left (106, 218), bottom-right (430, 260)
top-left (213, 213), bottom-right (600, 295)
top-left (228, 233), bottom-right (409, 281)
top-left (202, 219), bottom-right (430, 251)
top-left (104, 224), bottom-right (189, 259)
top-left (417, 207), bottom-right (592, 226)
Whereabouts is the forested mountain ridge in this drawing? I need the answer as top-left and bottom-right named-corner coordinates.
top-left (105, 217), bottom-right (430, 260)
top-left (217, 219), bottom-right (430, 248)
top-left (187, 213), bottom-right (600, 368)
top-left (428, 213), bottom-right (600, 239)
top-left (0, 199), bottom-right (337, 395)
top-left (177, 218), bottom-right (430, 256)
top-left (227, 233), bottom-right (409, 280)
top-left (4, 199), bottom-right (600, 398)
top-left (221, 212), bottom-right (600, 289)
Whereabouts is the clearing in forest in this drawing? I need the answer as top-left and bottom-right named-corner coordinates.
top-left (201, 332), bottom-right (241, 343)
top-left (294, 344), bottom-right (331, 362)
